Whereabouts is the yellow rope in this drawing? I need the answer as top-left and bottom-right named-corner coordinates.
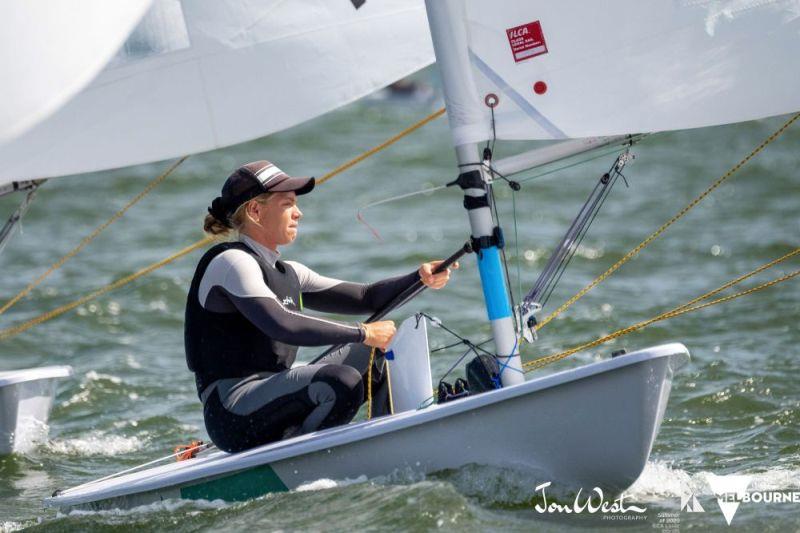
top-left (0, 109), bottom-right (444, 341)
top-left (0, 236), bottom-right (214, 342)
top-left (525, 268), bottom-right (800, 371)
top-left (316, 107), bottom-right (446, 185)
top-left (0, 156), bottom-right (189, 316)
top-left (366, 347), bottom-right (376, 420)
top-left (523, 249), bottom-right (800, 372)
top-left (668, 247), bottom-right (800, 314)
top-left (536, 112), bottom-right (800, 331)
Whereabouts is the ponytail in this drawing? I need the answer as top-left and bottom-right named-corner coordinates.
top-left (203, 213), bottom-right (232, 236)
top-left (203, 192), bottom-right (273, 237)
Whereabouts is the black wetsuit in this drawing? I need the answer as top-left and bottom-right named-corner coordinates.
top-left (185, 235), bottom-right (419, 453)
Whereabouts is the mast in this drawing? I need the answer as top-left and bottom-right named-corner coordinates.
top-left (425, 0), bottom-right (523, 385)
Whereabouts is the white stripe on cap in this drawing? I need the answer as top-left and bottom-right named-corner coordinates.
top-left (255, 163), bottom-right (286, 186)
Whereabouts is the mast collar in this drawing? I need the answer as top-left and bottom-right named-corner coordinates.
top-left (448, 169), bottom-right (485, 190)
top-left (470, 226), bottom-right (505, 253)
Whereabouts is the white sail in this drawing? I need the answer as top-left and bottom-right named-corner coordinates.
top-left (0, 1), bottom-right (153, 144)
top-left (427, 0), bottom-right (800, 145)
top-left (0, 0), bottom-right (434, 185)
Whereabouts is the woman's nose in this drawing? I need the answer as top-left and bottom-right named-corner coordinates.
top-left (294, 206), bottom-right (303, 219)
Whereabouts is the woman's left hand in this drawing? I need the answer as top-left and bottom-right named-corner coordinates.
top-left (418, 260), bottom-right (459, 290)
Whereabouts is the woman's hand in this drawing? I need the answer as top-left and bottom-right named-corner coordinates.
top-left (418, 260), bottom-right (459, 290)
top-left (362, 320), bottom-right (396, 351)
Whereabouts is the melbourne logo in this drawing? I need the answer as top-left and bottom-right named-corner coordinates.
top-left (707, 474), bottom-right (751, 525)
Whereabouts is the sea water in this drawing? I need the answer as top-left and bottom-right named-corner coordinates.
top-left (1, 78), bottom-right (798, 531)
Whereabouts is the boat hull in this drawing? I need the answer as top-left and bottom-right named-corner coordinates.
top-left (48, 344), bottom-right (688, 510)
top-left (0, 365), bottom-right (73, 454)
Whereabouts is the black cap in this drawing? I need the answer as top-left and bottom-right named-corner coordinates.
top-left (208, 161), bottom-right (315, 226)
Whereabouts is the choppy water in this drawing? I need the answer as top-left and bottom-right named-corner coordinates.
top-left (1, 78), bottom-right (799, 531)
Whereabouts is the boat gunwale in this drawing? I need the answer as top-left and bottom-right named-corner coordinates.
top-left (0, 365), bottom-right (73, 388)
top-left (47, 343), bottom-right (689, 507)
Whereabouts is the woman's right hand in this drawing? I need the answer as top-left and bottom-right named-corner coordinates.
top-left (361, 320), bottom-right (396, 351)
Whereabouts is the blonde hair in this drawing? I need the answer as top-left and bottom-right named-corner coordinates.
top-left (203, 193), bottom-right (273, 237)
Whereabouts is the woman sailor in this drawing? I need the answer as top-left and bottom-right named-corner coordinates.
top-left (186, 160), bottom-right (456, 453)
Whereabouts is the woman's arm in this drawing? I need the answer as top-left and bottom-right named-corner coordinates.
top-left (286, 260), bottom-right (420, 314)
top-left (230, 296), bottom-right (365, 345)
top-left (200, 251), bottom-right (365, 346)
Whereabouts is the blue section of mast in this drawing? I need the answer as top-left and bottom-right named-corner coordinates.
top-left (476, 246), bottom-right (512, 320)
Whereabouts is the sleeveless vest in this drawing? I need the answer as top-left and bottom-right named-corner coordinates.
top-left (185, 242), bottom-right (301, 391)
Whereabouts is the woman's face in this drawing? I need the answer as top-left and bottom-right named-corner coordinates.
top-left (245, 192), bottom-right (302, 249)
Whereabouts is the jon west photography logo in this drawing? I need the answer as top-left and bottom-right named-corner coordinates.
top-left (532, 482), bottom-right (647, 522)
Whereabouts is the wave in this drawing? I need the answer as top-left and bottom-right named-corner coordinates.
top-left (59, 371), bottom-right (125, 408)
top-left (11, 416), bottom-right (49, 454)
top-left (60, 497), bottom-right (229, 519)
top-left (626, 461), bottom-right (800, 501)
top-left (295, 475), bottom-right (367, 492)
top-left (0, 521), bottom-right (34, 533)
top-left (45, 431), bottom-right (145, 456)
top-left (431, 460), bottom-right (800, 506)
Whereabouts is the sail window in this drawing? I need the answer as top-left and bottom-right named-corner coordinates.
top-left (109, 0), bottom-right (190, 66)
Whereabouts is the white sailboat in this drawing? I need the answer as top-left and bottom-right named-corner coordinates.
top-left (48, 343), bottom-right (687, 509)
top-left (0, 1), bottom-right (152, 455)
top-left (0, 366), bottom-right (73, 455)
top-left (0, 0), bottom-right (797, 511)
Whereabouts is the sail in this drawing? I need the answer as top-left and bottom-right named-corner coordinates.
top-left (426, 0), bottom-right (800, 145)
top-left (0, 1), bottom-right (153, 144)
top-left (0, 0), bottom-right (434, 185)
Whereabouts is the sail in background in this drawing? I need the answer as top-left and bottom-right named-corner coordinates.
top-left (0, 0), bottom-right (434, 185)
top-left (427, 0), bottom-right (800, 145)
top-left (0, 0), bottom-right (153, 144)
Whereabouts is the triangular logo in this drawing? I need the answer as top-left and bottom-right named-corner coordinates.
top-left (680, 492), bottom-right (705, 513)
top-left (707, 474), bottom-right (752, 525)
top-left (690, 495), bottom-right (704, 512)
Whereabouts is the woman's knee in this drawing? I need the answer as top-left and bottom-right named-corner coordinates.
top-left (312, 364), bottom-right (363, 404)
top-left (308, 366), bottom-right (362, 428)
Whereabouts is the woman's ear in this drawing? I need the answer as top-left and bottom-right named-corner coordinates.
top-left (245, 200), bottom-right (261, 225)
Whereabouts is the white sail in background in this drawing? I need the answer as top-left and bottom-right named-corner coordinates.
top-left (0, 0), bottom-right (434, 185)
top-left (427, 0), bottom-right (800, 145)
top-left (0, 1), bottom-right (153, 145)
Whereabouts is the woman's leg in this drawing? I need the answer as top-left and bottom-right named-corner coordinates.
top-left (203, 363), bottom-right (363, 453)
top-left (315, 344), bottom-right (391, 418)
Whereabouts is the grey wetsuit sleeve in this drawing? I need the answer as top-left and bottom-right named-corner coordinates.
top-left (285, 261), bottom-right (420, 314)
top-left (230, 296), bottom-right (365, 346)
top-left (198, 251), bottom-right (364, 346)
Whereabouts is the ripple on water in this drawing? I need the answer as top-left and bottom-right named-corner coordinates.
top-left (1, 520), bottom-right (35, 533)
top-left (44, 431), bottom-right (146, 457)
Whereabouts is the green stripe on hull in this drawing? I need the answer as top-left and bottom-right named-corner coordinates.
top-left (180, 464), bottom-right (288, 502)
